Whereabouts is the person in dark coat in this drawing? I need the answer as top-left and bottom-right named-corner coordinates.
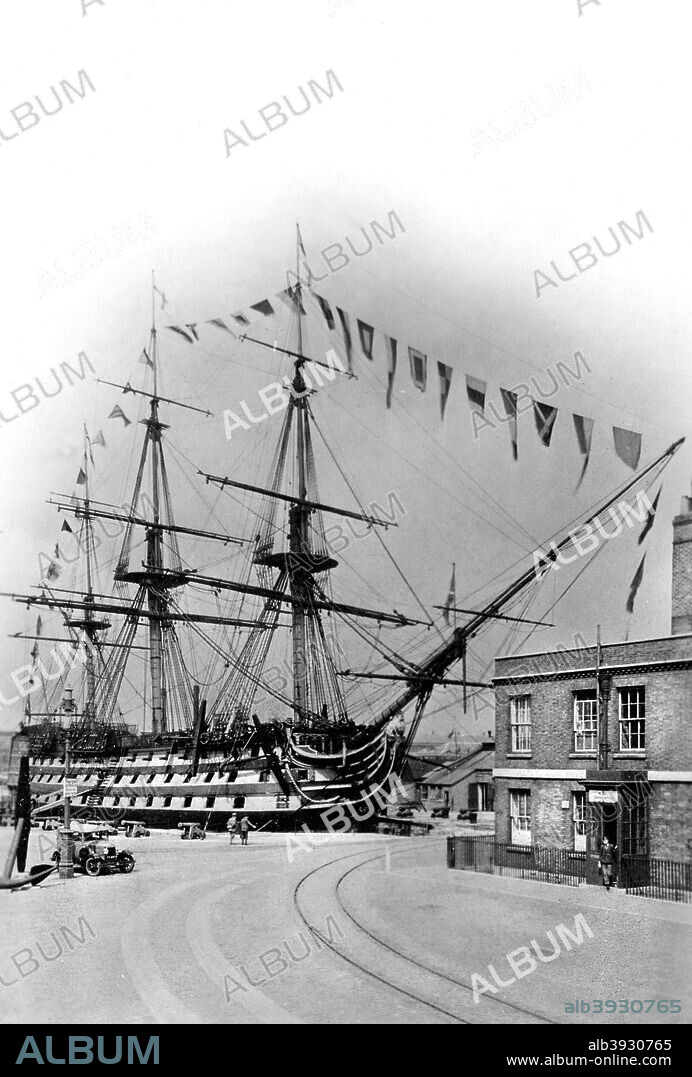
top-left (226, 814), bottom-right (240, 845)
top-left (239, 816), bottom-right (256, 845)
top-left (599, 836), bottom-right (617, 890)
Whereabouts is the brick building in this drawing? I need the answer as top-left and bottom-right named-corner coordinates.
top-left (492, 488), bottom-right (692, 884)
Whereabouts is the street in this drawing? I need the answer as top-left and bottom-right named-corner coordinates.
top-left (1, 829), bottom-right (690, 1025)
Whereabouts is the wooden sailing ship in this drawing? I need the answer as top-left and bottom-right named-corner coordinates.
top-left (5, 233), bottom-right (684, 830)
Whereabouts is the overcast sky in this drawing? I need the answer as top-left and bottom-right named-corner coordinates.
top-left (1, 0), bottom-right (690, 737)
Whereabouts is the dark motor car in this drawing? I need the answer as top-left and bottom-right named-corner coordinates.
top-left (52, 829), bottom-right (135, 876)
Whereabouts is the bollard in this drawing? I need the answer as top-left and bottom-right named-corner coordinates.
top-left (57, 828), bottom-right (75, 880)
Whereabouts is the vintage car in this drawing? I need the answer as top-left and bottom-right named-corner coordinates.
top-left (52, 828), bottom-right (135, 876)
top-left (178, 822), bottom-right (206, 840)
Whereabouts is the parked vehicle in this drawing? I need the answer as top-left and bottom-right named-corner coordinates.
top-left (431, 806), bottom-right (450, 818)
top-left (52, 829), bottom-right (135, 876)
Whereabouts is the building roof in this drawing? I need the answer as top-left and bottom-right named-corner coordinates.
top-left (421, 745), bottom-right (495, 787)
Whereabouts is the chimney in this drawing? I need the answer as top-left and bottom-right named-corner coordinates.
top-left (672, 487), bottom-right (692, 634)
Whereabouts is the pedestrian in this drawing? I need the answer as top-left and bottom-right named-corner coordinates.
top-left (239, 815), bottom-right (256, 845)
top-left (226, 814), bottom-right (240, 845)
top-left (599, 835), bottom-right (617, 891)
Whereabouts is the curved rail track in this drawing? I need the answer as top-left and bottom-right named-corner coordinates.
top-left (293, 844), bottom-right (558, 1025)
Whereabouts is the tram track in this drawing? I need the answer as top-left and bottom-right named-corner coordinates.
top-left (293, 844), bottom-right (558, 1024)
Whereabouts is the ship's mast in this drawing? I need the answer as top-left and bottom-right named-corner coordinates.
top-left (146, 305), bottom-right (165, 735)
top-left (64, 427), bottom-right (109, 723)
top-left (82, 429), bottom-right (97, 718)
top-left (290, 228), bottom-right (311, 723)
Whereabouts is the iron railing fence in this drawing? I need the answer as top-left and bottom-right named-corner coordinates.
top-left (447, 836), bottom-right (586, 888)
top-left (621, 854), bottom-right (692, 904)
top-left (447, 838), bottom-right (692, 904)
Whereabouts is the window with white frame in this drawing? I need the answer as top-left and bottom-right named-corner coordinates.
top-left (510, 789), bottom-right (531, 846)
top-left (619, 687), bottom-right (645, 750)
top-left (510, 696), bottom-right (532, 752)
top-left (574, 690), bottom-right (598, 752)
top-left (572, 791), bottom-right (587, 852)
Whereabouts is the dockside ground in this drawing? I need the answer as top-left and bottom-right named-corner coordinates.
top-left (1, 829), bottom-right (689, 1025)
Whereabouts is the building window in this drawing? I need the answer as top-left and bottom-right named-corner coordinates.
top-left (468, 782), bottom-right (493, 811)
top-left (510, 696), bottom-right (531, 752)
top-left (145, 796), bottom-right (154, 807)
top-left (573, 791), bottom-right (587, 852)
top-left (183, 796), bottom-right (193, 808)
top-left (619, 687), bottom-right (645, 750)
top-left (510, 790), bottom-right (531, 846)
top-left (163, 796), bottom-right (172, 808)
top-left (574, 690), bottom-right (598, 752)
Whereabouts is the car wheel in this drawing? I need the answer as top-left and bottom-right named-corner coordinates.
top-left (119, 855), bottom-right (135, 874)
top-left (85, 857), bottom-right (103, 877)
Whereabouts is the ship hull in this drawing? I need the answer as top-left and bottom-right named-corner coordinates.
top-left (28, 725), bottom-right (405, 832)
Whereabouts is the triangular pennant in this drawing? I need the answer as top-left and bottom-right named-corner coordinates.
top-left (54, 543), bottom-right (62, 559)
top-left (167, 325), bottom-right (195, 343)
top-left (408, 347), bottom-right (427, 392)
top-left (277, 287), bottom-right (306, 316)
top-left (572, 414), bottom-right (594, 489)
top-left (139, 348), bottom-right (153, 367)
top-left (533, 400), bottom-right (558, 447)
top-left (109, 405), bottom-right (131, 426)
top-left (206, 318), bottom-right (235, 334)
top-left (315, 294), bottom-right (335, 330)
top-left (61, 520), bottom-right (73, 534)
top-left (357, 319), bottom-right (374, 360)
top-left (297, 224), bottom-right (307, 259)
top-left (465, 375), bottom-right (487, 416)
top-left (185, 323), bottom-right (199, 341)
top-left (231, 312), bottom-right (250, 326)
top-left (92, 429), bottom-right (106, 448)
top-left (500, 388), bottom-right (518, 460)
top-left (442, 565), bottom-right (456, 626)
top-left (250, 299), bottom-right (275, 317)
top-left (36, 615), bottom-right (43, 635)
top-left (385, 336), bottom-right (397, 409)
top-left (336, 308), bottom-right (353, 373)
top-left (154, 284), bottom-right (168, 310)
top-left (76, 468), bottom-right (87, 485)
top-left (437, 362), bottom-right (453, 420)
top-left (626, 553), bottom-right (647, 613)
top-left (613, 426), bottom-right (642, 470)
top-left (638, 488), bottom-right (661, 545)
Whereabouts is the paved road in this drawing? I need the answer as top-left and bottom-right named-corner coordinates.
top-left (1, 829), bottom-right (690, 1024)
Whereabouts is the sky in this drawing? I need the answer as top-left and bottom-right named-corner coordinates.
top-left (0, 0), bottom-right (690, 738)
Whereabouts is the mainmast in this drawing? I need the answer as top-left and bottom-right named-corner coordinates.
top-left (146, 315), bottom-right (165, 735)
top-left (290, 226), bottom-right (311, 722)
